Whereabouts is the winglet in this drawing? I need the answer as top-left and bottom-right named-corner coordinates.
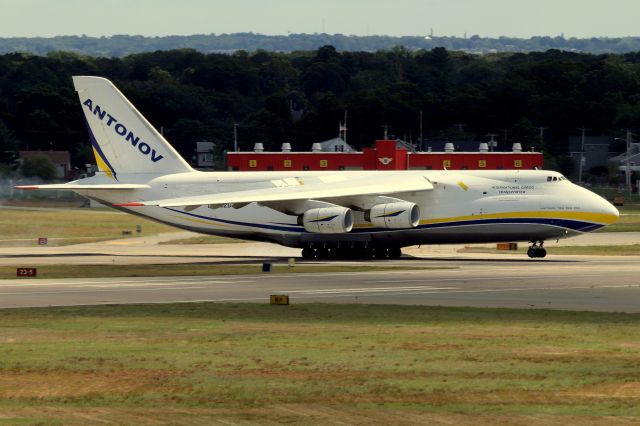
top-left (113, 202), bottom-right (146, 207)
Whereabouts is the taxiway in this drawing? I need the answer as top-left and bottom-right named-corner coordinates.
top-left (1, 232), bottom-right (639, 312)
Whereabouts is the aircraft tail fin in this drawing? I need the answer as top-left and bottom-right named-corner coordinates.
top-left (72, 76), bottom-right (193, 180)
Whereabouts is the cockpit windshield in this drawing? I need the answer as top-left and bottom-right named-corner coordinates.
top-left (546, 175), bottom-right (567, 182)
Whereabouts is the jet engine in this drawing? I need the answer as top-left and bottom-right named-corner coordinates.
top-left (365, 202), bottom-right (420, 229)
top-left (300, 207), bottom-right (354, 234)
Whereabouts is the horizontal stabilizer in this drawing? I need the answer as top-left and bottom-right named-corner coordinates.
top-left (16, 183), bottom-right (150, 191)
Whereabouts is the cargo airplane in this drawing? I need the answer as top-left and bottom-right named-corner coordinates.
top-left (18, 77), bottom-right (619, 259)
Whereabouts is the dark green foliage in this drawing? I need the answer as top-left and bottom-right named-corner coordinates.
top-left (0, 119), bottom-right (18, 170)
top-left (0, 47), bottom-right (639, 170)
top-left (20, 154), bottom-right (57, 180)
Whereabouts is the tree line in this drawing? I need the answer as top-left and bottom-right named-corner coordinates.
top-left (1, 46), bottom-right (640, 176)
top-left (3, 34), bottom-right (640, 57)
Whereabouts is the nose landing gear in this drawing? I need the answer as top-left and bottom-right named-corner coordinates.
top-left (527, 241), bottom-right (547, 258)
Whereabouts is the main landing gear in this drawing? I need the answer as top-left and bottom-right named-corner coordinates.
top-left (527, 241), bottom-right (547, 258)
top-left (300, 243), bottom-right (402, 260)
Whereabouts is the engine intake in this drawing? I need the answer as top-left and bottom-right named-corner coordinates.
top-left (366, 202), bottom-right (420, 229)
top-left (301, 207), bottom-right (354, 234)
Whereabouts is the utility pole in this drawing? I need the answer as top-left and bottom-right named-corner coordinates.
top-left (419, 110), bottom-right (424, 151)
top-left (233, 122), bottom-right (238, 152)
top-left (500, 129), bottom-right (510, 152)
top-left (577, 127), bottom-right (590, 184)
top-left (537, 126), bottom-right (548, 151)
top-left (626, 129), bottom-right (635, 195)
top-left (382, 125), bottom-right (391, 140)
top-left (343, 110), bottom-right (348, 144)
top-left (486, 133), bottom-right (498, 152)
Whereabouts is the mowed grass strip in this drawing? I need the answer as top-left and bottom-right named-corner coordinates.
top-left (158, 235), bottom-right (242, 245)
top-left (0, 208), bottom-right (175, 246)
top-left (0, 303), bottom-right (639, 424)
top-left (459, 244), bottom-right (640, 256)
top-left (0, 263), bottom-right (446, 279)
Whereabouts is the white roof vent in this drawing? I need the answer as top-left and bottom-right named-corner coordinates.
top-left (512, 143), bottom-right (522, 153)
top-left (479, 142), bottom-right (489, 152)
top-left (253, 142), bottom-right (264, 152)
top-left (311, 143), bottom-right (322, 152)
top-left (444, 142), bottom-right (454, 152)
top-left (281, 143), bottom-right (292, 152)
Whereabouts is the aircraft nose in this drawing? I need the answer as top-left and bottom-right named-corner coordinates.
top-left (602, 197), bottom-right (620, 221)
top-left (590, 191), bottom-right (619, 223)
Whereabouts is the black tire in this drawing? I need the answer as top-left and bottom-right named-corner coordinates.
top-left (336, 247), bottom-right (350, 259)
top-left (388, 247), bottom-right (402, 259)
top-left (374, 246), bottom-right (389, 259)
top-left (527, 247), bottom-right (536, 258)
top-left (363, 247), bottom-right (375, 259)
top-left (537, 248), bottom-right (547, 258)
top-left (316, 247), bottom-right (329, 259)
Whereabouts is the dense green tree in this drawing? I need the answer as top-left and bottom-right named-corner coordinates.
top-left (0, 46), bottom-right (639, 172)
top-left (20, 154), bottom-right (57, 180)
top-left (0, 119), bottom-right (18, 170)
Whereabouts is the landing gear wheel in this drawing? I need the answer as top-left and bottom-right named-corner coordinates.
top-left (527, 242), bottom-right (546, 258)
top-left (388, 247), bottom-right (402, 259)
top-left (301, 247), bottom-right (313, 259)
top-left (315, 247), bottom-right (329, 259)
top-left (373, 246), bottom-right (389, 259)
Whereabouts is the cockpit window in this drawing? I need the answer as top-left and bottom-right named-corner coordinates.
top-left (548, 175), bottom-right (567, 182)
top-left (547, 176), bottom-right (552, 182)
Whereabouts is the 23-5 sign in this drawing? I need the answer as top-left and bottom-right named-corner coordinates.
top-left (16, 268), bottom-right (37, 277)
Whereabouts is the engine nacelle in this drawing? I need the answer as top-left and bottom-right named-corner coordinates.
top-left (301, 207), bottom-right (354, 234)
top-left (366, 202), bottom-right (421, 229)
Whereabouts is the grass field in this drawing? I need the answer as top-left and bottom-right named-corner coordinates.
top-left (0, 207), bottom-right (174, 246)
top-left (460, 244), bottom-right (640, 256)
top-left (158, 235), bottom-right (241, 245)
top-left (0, 303), bottom-right (638, 424)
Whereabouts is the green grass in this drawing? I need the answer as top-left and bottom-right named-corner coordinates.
top-left (460, 244), bottom-right (640, 256)
top-left (158, 235), bottom-right (242, 245)
top-left (0, 303), bottom-right (639, 424)
top-left (0, 207), bottom-right (174, 246)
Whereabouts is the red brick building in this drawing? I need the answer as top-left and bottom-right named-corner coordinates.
top-left (227, 140), bottom-right (543, 172)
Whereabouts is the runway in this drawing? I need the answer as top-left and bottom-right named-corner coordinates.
top-left (2, 256), bottom-right (640, 312)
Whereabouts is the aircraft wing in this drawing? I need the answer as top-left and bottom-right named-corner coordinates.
top-left (16, 183), bottom-right (150, 190)
top-left (118, 174), bottom-right (433, 207)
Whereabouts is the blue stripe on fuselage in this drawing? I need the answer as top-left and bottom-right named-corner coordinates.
top-left (166, 207), bottom-right (604, 234)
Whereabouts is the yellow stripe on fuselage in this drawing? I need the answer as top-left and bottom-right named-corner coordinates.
top-left (418, 211), bottom-right (618, 226)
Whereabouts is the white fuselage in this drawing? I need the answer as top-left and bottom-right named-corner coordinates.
top-left (76, 169), bottom-right (619, 248)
